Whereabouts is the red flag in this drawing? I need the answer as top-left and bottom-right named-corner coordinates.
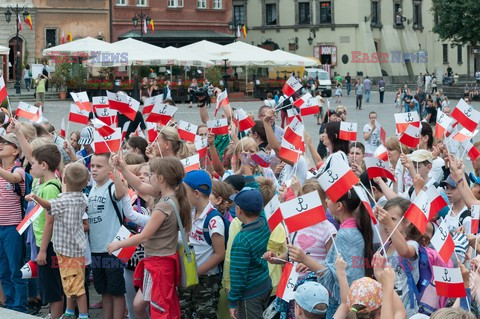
top-left (339, 122), bottom-right (357, 141)
top-left (16, 204), bottom-right (44, 235)
top-left (280, 191), bottom-right (326, 233)
top-left (293, 93), bottom-right (312, 107)
top-left (177, 120), bottom-right (197, 143)
top-left (399, 124), bottom-right (420, 148)
top-left (16, 102), bottom-right (39, 121)
top-left (394, 112), bottom-right (420, 134)
top-left (452, 128), bottom-right (478, 143)
top-left (68, 103), bottom-right (89, 125)
top-left (93, 127), bottom-right (121, 154)
top-left (353, 186), bottom-right (377, 224)
top-left (194, 136), bottom-right (208, 157)
top-left (215, 90), bottom-right (229, 117)
top-left (425, 185), bottom-right (447, 220)
top-left (235, 108), bottom-right (255, 132)
top-left (431, 219), bottom-right (455, 263)
top-left (142, 95), bottom-right (162, 115)
top-left (283, 117), bottom-right (304, 150)
top-left (435, 110), bottom-right (453, 140)
top-left (464, 141), bottom-right (480, 162)
top-left (451, 98), bottom-right (480, 132)
top-left (472, 205), bottom-right (480, 235)
top-left (282, 76), bottom-right (302, 97)
top-left (107, 91), bottom-right (139, 121)
top-left (373, 144), bottom-right (388, 162)
top-left (286, 108), bottom-right (302, 126)
top-left (180, 154), bottom-right (200, 173)
top-left (145, 103), bottom-right (178, 125)
top-left (364, 157), bottom-right (395, 182)
top-left (0, 77), bottom-right (7, 104)
top-left (207, 118), bottom-right (228, 135)
top-left (70, 91), bottom-right (92, 112)
top-left (93, 118), bottom-right (115, 137)
top-left (405, 190), bottom-right (430, 234)
top-left (433, 266), bottom-right (466, 298)
top-left (111, 226), bottom-right (137, 262)
top-left (264, 195), bottom-right (283, 232)
top-left (276, 262), bottom-right (299, 301)
top-left (317, 153), bottom-right (358, 203)
top-left (279, 139), bottom-right (301, 164)
top-left (376, 121), bottom-right (387, 145)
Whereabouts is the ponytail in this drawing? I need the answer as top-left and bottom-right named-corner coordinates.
top-left (175, 182), bottom-right (192, 233)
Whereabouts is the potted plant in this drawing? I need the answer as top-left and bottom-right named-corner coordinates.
top-left (53, 62), bottom-right (71, 99)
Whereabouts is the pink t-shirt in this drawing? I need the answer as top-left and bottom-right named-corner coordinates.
top-left (0, 165), bottom-right (25, 226)
top-left (292, 220), bottom-right (338, 262)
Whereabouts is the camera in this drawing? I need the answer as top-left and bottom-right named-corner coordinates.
top-left (191, 87), bottom-right (209, 99)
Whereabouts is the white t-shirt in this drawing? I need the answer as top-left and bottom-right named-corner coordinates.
top-left (189, 202), bottom-right (226, 276)
top-left (363, 123), bottom-right (380, 155)
top-left (277, 155), bottom-right (308, 186)
top-left (443, 206), bottom-right (471, 234)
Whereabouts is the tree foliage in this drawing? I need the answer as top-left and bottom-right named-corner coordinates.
top-left (432, 0), bottom-right (480, 47)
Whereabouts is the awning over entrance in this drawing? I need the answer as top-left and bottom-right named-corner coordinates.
top-left (118, 30), bottom-right (235, 47)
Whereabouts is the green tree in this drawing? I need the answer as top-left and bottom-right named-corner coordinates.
top-left (432, 0), bottom-right (480, 47)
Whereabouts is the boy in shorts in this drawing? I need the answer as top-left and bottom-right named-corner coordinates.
top-left (28, 162), bottom-right (90, 318)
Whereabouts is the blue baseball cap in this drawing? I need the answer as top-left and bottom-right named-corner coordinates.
top-left (230, 187), bottom-right (263, 214)
top-left (183, 170), bottom-right (212, 195)
top-left (295, 281), bottom-right (328, 315)
top-left (469, 173), bottom-right (480, 185)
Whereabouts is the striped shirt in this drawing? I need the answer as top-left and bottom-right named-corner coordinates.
top-left (0, 165), bottom-right (25, 226)
top-left (228, 214), bottom-right (272, 308)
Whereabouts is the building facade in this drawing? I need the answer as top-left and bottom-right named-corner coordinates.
top-left (112, 0), bottom-right (234, 47)
top-left (238, 0), bottom-right (476, 81)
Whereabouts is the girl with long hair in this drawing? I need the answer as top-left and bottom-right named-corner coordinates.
top-left (146, 126), bottom-right (190, 160)
top-left (320, 121), bottom-right (350, 156)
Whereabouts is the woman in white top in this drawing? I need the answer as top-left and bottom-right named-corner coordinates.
top-left (263, 92), bottom-right (276, 108)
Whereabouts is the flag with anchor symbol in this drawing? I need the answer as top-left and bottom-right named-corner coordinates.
top-left (95, 105), bottom-right (117, 126)
top-left (293, 92), bottom-right (312, 108)
top-left (282, 76), bottom-right (302, 97)
top-left (280, 191), bottom-right (326, 233)
top-left (435, 110), bottom-right (453, 140)
top-left (142, 94), bottom-right (163, 115)
top-left (339, 121), bottom-right (357, 141)
top-left (394, 112), bottom-right (420, 134)
top-left (207, 118), bottom-right (228, 135)
top-left (286, 108), bottom-right (302, 126)
top-left (93, 118), bottom-right (115, 137)
top-left (279, 139), bottom-right (301, 164)
top-left (146, 103), bottom-right (178, 125)
top-left (430, 218), bottom-right (455, 263)
top-left (16, 102), bottom-right (39, 121)
top-left (93, 127), bottom-right (121, 154)
top-left (92, 96), bottom-right (109, 112)
top-left (364, 157), bottom-right (395, 182)
top-left (180, 154), bottom-right (200, 173)
top-left (433, 266), bottom-right (466, 298)
top-left (404, 190), bottom-right (430, 234)
top-left (283, 117), bottom-right (305, 151)
top-left (68, 103), bottom-right (89, 125)
top-left (177, 120), bottom-right (198, 143)
top-left (299, 97), bottom-right (320, 116)
top-left (276, 262), bottom-right (299, 301)
top-left (317, 152), bottom-right (358, 203)
top-left (194, 136), bottom-right (208, 157)
top-left (425, 185), bottom-right (447, 221)
top-left (451, 98), bottom-right (480, 133)
top-left (107, 91), bottom-right (140, 121)
top-left (399, 124), bottom-right (420, 148)
top-left (70, 91), bottom-right (92, 112)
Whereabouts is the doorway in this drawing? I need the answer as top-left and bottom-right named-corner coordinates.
top-left (8, 37), bottom-right (23, 81)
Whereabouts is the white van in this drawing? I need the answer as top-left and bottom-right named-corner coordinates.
top-left (304, 68), bottom-right (332, 97)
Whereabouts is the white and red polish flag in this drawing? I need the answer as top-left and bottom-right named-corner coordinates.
top-left (16, 102), bottom-right (39, 121)
top-left (276, 262), bottom-right (299, 301)
top-left (280, 191), bottom-right (326, 233)
top-left (339, 122), bottom-right (357, 141)
top-left (435, 110), bottom-right (454, 140)
top-left (16, 204), bottom-right (44, 235)
top-left (433, 266), bottom-right (466, 298)
top-left (214, 90), bottom-right (229, 117)
top-left (471, 205), bottom-right (480, 235)
top-left (234, 108), bottom-right (255, 131)
top-left (373, 144), bottom-right (388, 162)
top-left (92, 96), bottom-right (109, 112)
top-left (300, 98), bottom-right (320, 116)
top-left (425, 185), bottom-right (447, 221)
top-left (20, 260), bottom-right (38, 279)
top-left (70, 91), bottom-right (92, 112)
top-left (93, 118), bottom-right (115, 137)
top-left (283, 117), bottom-right (304, 150)
top-left (207, 118), bottom-right (228, 135)
top-left (399, 124), bottom-right (421, 148)
top-left (463, 140), bottom-right (480, 162)
top-left (264, 195), bottom-right (283, 232)
top-left (376, 121), bottom-right (387, 145)
top-left (394, 112), bottom-right (420, 134)
top-left (286, 108), bottom-right (302, 125)
top-left (451, 98), bottom-right (480, 132)
top-left (279, 139), bottom-right (301, 164)
top-left (452, 128), bottom-right (478, 143)
top-left (180, 154), bottom-right (200, 173)
top-left (194, 136), bottom-right (208, 157)
top-left (405, 190), bottom-right (430, 234)
top-left (353, 186), bottom-right (377, 225)
top-left (60, 118), bottom-right (66, 138)
top-left (94, 127), bottom-right (121, 154)
top-left (293, 93), bottom-right (312, 107)
top-left (106, 91), bottom-right (139, 121)
top-left (282, 76), bottom-right (302, 97)
top-left (121, 121), bottom-right (130, 140)
top-left (0, 76), bottom-right (7, 104)
top-left (364, 157), bottom-right (395, 182)
top-left (251, 151), bottom-right (271, 168)
top-left (111, 225), bottom-right (137, 262)
top-left (317, 152), bottom-right (358, 203)
top-left (145, 103), bottom-right (178, 125)
top-left (431, 218), bottom-right (455, 263)
top-left (142, 94), bottom-right (162, 115)
top-left (146, 122), bottom-right (158, 143)
top-left (177, 120), bottom-right (197, 143)
top-left (68, 103), bottom-right (89, 125)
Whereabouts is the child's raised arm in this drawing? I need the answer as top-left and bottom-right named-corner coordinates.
top-left (333, 253), bottom-right (349, 319)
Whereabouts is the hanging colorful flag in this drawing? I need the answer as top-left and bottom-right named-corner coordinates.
top-left (68, 104), bottom-right (89, 125)
top-left (180, 154), bottom-right (200, 173)
top-left (177, 120), bottom-right (198, 143)
top-left (399, 124), bottom-right (421, 148)
top-left (61, 31), bottom-right (65, 44)
top-left (433, 266), bottom-right (466, 298)
top-left (67, 32), bottom-right (72, 42)
top-left (276, 262), bottom-right (299, 301)
top-left (282, 76), bottom-right (302, 97)
top-left (280, 191), bottom-right (326, 233)
top-left (24, 14), bottom-right (33, 30)
top-left (148, 19), bottom-right (155, 34)
top-left (405, 190), bottom-right (430, 234)
top-left (394, 112), bottom-right (420, 134)
top-left (207, 118), bottom-right (228, 135)
top-left (17, 14), bottom-right (22, 31)
top-left (430, 219), bottom-right (455, 263)
top-left (339, 122), bottom-right (357, 141)
top-left (242, 25), bottom-right (247, 37)
top-left (264, 195), bottom-right (283, 232)
top-left (16, 102), bottom-right (39, 121)
top-left (364, 157), bottom-right (395, 182)
top-left (145, 103), bottom-right (178, 125)
top-left (451, 98), bottom-right (480, 132)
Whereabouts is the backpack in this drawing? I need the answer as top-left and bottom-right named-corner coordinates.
top-left (402, 246), bottom-right (452, 315)
top-left (11, 166), bottom-right (34, 217)
top-left (202, 208), bottom-right (230, 247)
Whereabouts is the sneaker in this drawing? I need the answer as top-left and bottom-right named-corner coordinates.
top-left (59, 314), bottom-right (76, 319)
